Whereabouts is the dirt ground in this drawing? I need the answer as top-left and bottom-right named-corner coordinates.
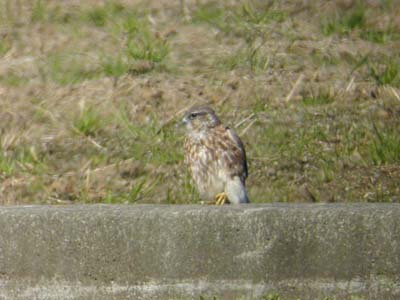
top-left (0, 0), bottom-right (399, 204)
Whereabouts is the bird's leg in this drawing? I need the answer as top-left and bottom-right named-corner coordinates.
top-left (215, 192), bottom-right (229, 205)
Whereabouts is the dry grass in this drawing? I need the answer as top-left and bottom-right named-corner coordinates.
top-left (0, 0), bottom-right (399, 204)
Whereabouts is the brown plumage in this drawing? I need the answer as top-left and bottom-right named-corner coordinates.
top-left (181, 106), bottom-right (249, 204)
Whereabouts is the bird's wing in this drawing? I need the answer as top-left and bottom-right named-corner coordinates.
top-left (225, 126), bottom-right (248, 180)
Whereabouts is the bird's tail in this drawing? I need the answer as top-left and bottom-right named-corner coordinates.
top-left (226, 177), bottom-right (250, 204)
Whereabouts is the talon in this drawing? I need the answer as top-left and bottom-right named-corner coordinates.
top-left (214, 192), bottom-right (229, 205)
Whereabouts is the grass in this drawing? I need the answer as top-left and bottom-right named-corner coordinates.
top-left (73, 107), bottom-right (103, 137)
top-left (261, 294), bottom-right (281, 300)
top-left (86, 6), bottom-right (108, 27)
top-left (301, 91), bottom-right (334, 106)
top-left (218, 44), bottom-right (269, 73)
top-left (239, 2), bottom-right (286, 25)
top-left (369, 124), bottom-right (400, 165)
top-left (125, 33), bottom-right (169, 63)
top-left (0, 73), bottom-right (29, 86)
top-left (350, 54), bottom-right (400, 87)
top-left (101, 55), bottom-right (129, 77)
top-left (321, 1), bottom-right (400, 43)
top-left (103, 175), bottom-right (161, 204)
top-left (192, 3), bottom-right (224, 25)
top-left (46, 54), bottom-right (100, 85)
top-left (31, 0), bottom-right (47, 22)
top-left (368, 58), bottom-right (400, 87)
top-left (321, 4), bottom-right (366, 36)
top-left (0, 144), bottom-right (46, 178)
top-left (361, 27), bottom-right (400, 44)
top-left (99, 10), bottom-right (170, 77)
top-left (0, 0), bottom-right (399, 204)
top-left (0, 37), bottom-right (11, 57)
top-left (0, 152), bottom-right (14, 177)
top-left (192, 1), bottom-right (287, 44)
top-left (85, 2), bottom-right (125, 27)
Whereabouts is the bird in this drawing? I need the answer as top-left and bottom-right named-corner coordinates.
top-left (181, 105), bottom-right (249, 205)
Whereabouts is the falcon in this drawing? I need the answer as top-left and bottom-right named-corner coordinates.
top-left (181, 105), bottom-right (249, 205)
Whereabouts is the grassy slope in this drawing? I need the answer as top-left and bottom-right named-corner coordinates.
top-left (0, 0), bottom-right (399, 204)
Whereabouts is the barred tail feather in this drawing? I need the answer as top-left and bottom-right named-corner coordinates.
top-left (226, 177), bottom-right (249, 204)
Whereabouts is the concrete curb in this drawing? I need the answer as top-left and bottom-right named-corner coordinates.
top-left (0, 204), bottom-right (399, 299)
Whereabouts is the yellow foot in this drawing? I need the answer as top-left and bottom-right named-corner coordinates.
top-left (215, 192), bottom-right (229, 206)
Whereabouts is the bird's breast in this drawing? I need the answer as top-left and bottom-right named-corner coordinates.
top-left (184, 136), bottom-right (224, 197)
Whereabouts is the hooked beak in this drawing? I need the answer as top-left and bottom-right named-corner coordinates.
top-left (176, 117), bottom-right (188, 128)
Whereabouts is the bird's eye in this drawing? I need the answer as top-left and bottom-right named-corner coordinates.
top-left (189, 113), bottom-right (197, 120)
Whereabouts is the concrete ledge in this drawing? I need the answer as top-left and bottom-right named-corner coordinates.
top-left (0, 204), bottom-right (399, 300)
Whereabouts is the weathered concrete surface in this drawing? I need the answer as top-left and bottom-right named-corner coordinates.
top-left (0, 204), bottom-right (399, 300)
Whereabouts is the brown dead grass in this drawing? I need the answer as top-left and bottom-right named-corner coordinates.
top-left (0, 0), bottom-right (399, 204)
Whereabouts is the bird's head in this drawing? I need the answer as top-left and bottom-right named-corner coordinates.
top-left (181, 106), bottom-right (221, 133)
